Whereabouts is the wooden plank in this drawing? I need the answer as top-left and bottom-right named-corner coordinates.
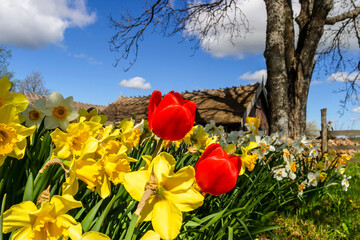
top-left (329, 130), bottom-right (360, 136)
top-left (321, 109), bottom-right (327, 153)
top-left (328, 145), bottom-right (360, 150)
top-left (350, 158), bottom-right (360, 162)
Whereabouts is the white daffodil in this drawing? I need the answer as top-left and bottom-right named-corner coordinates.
top-left (298, 180), bottom-right (307, 196)
top-left (21, 98), bottom-right (46, 128)
top-left (43, 92), bottom-right (79, 130)
top-left (273, 167), bottom-right (288, 181)
top-left (308, 146), bottom-right (319, 158)
top-left (307, 171), bottom-right (320, 187)
top-left (341, 175), bottom-right (351, 191)
top-left (227, 130), bottom-right (245, 146)
top-left (285, 159), bottom-right (297, 180)
top-left (292, 136), bottom-right (310, 154)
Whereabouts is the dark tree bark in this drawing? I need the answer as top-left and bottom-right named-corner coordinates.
top-left (109, 0), bottom-right (360, 138)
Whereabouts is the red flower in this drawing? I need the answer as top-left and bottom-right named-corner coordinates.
top-left (194, 143), bottom-right (242, 195)
top-left (148, 90), bottom-right (196, 141)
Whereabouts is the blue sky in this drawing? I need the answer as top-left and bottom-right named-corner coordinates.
top-left (1, 0), bottom-right (360, 130)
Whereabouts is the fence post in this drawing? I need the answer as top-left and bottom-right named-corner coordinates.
top-left (321, 108), bottom-right (328, 154)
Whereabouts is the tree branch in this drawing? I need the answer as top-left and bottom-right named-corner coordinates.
top-left (325, 7), bottom-right (360, 25)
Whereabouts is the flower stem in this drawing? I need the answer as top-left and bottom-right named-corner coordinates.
top-left (124, 213), bottom-right (140, 240)
top-left (152, 138), bottom-right (163, 159)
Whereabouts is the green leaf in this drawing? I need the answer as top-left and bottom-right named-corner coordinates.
top-left (81, 198), bottom-right (104, 232)
top-left (200, 208), bottom-right (227, 230)
top-left (228, 226), bottom-right (233, 240)
top-left (260, 211), bottom-right (277, 223)
top-left (0, 193), bottom-right (7, 240)
top-left (90, 195), bottom-right (116, 232)
top-left (23, 172), bottom-right (34, 202)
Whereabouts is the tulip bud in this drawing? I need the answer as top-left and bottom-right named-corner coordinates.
top-left (148, 90), bottom-right (196, 141)
top-left (194, 143), bottom-right (242, 195)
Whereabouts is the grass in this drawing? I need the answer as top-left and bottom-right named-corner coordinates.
top-left (258, 162), bottom-right (360, 239)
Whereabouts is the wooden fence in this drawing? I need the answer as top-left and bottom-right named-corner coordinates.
top-left (321, 108), bottom-right (360, 162)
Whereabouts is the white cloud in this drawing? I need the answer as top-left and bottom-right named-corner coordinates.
top-left (119, 77), bottom-right (151, 90)
top-left (238, 69), bottom-right (266, 83)
top-left (327, 72), bottom-right (360, 82)
top-left (0, 0), bottom-right (96, 48)
top-left (185, 0), bottom-right (267, 58)
top-left (310, 80), bottom-right (323, 85)
top-left (351, 107), bottom-right (360, 113)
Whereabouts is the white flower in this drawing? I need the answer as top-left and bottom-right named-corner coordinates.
top-left (43, 92), bottom-right (79, 130)
top-left (292, 136), bottom-right (310, 154)
top-left (204, 120), bottom-right (217, 136)
top-left (308, 146), bottom-right (319, 158)
top-left (341, 175), bottom-right (351, 191)
top-left (307, 172), bottom-right (320, 187)
top-left (285, 161), bottom-right (297, 180)
top-left (273, 168), bottom-right (288, 181)
top-left (227, 130), bottom-right (245, 145)
top-left (22, 98), bottom-right (46, 128)
top-left (298, 180), bottom-right (307, 196)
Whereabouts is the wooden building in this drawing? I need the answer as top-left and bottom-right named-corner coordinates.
top-left (102, 82), bottom-right (269, 132)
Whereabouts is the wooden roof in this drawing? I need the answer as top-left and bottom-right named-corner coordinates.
top-left (102, 83), bottom-right (264, 125)
top-left (25, 93), bottom-right (107, 112)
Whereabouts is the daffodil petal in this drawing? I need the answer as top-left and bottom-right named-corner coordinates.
top-left (12, 226), bottom-right (34, 240)
top-left (2, 201), bottom-right (37, 233)
top-left (139, 195), bottom-right (156, 222)
top-left (51, 195), bottom-right (82, 216)
top-left (140, 230), bottom-right (161, 240)
top-left (57, 214), bottom-right (82, 240)
top-left (165, 188), bottom-right (204, 212)
top-left (81, 231), bottom-right (111, 240)
top-left (123, 170), bottom-right (150, 201)
top-left (163, 166), bottom-right (195, 192)
top-left (152, 198), bottom-right (182, 240)
top-left (152, 152), bottom-right (175, 185)
top-left (97, 174), bottom-right (111, 199)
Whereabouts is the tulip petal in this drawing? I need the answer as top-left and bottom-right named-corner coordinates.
top-left (152, 198), bottom-right (182, 240)
top-left (51, 195), bottom-right (82, 216)
top-left (165, 188), bottom-right (204, 212)
top-left (123, 170), bottom-right (150, 201)
top-left (148, 90), bottom-right (162, 130)
top-left (163, 166), bottom-right (195, 192)
top-left (2, 201), bottom-right (37, 233)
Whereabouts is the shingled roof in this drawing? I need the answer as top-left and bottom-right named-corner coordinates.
top-left (102, 83), bottom-right (266, 128)
top-left (25, 93), bottom-right (107, 112)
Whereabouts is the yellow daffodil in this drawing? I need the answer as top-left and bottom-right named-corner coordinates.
top-left (78, 108), bottom-right (108, 124)
top-left (123, 152), bottom-right (204, 240)
top-left (0, 105), bottom-right (36, 166)
top-left (95, 145), bottom-right (135, 198)
top-left (62, 139), bottom-right (102, 196)
top-left (0, 76), bottom-right (29, 113)
top-left (140, 230), bottom-right (161, 240)
top-left (2, 194), bottom-right (82, 240)
top-left (81, 231), bottom-right (111, 240)
top-left (245, 116), bottom-right (260, 134)
top-left (51, 121), bottom-right (102, 160)
top-left (117, 118), bottom-right (141, 149)
top-left (239, 141), bottom-right (258, 175)
top-left (21, 98), bottom-right (46, 128)
top-left (319, 172), bottom-right (327, 182)
top-left (43, 92), bottom-right (79, 130)
top-left (191, 125), bottom-right (209, 149)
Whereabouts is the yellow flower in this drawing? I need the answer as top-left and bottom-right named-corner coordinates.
top-left (2, 194), bottom-right (82, 240)
top-left (0, 105), bottom-right (36, 166)
top-left (43, 92), bottom-right (79, 130)
top-left (117, 118), bottom-right (141, 149)
top-left (319, 172), bottom-right (327, 182)
top-left (239, 141), bottom-right (258, 175)
top-left (78, 108), bottom-right (108, 124)
top-left (81, 231), bottom-right (111, 240)
top-left (191, 125), bottom-right (209, 149)
top-left (245, 117), bottom-right (260, 134)
top-left (51, 121), bottom-right (102, 160)
top-left (62, 139), bottom-right (102, 196)
top-left (123, 152), bottom-right (204, 240)
top-left (95, 145), bottom-right (135, 198)
top-left (0, 76), bottom-right (29, 113)
top-left (140, 230), bottom-right (161, 240)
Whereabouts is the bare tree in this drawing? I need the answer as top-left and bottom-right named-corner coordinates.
top-left (0, 46), bottom-right (14, 81)
top-left (17, 72), bottom-right (50, 96)
top-left (109, 0), bottom-right (360, 138)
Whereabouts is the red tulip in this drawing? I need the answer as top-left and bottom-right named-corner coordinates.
top-left (194, 143), bottom-right (242, 195)
top-left (148, 90), bottom-right (196, 141)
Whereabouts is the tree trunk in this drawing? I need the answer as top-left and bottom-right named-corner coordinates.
top-left (265, 0), bottom-right (333, 138)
